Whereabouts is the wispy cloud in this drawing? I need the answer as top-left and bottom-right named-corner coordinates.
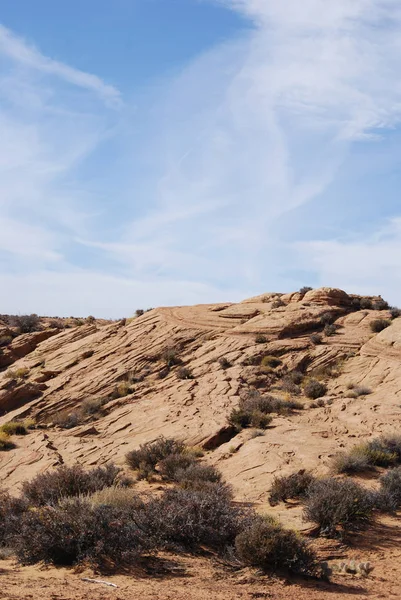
top-left (0, 24), bottom-right (121, 106)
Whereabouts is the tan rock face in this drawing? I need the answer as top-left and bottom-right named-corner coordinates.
top-left (0, 287), bottom-right (400, 504)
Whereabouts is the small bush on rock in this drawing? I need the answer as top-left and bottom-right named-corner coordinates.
top-left (303, 379), bottom-right (327, 399)
top-left (370, 318), bottom-right (390, 333)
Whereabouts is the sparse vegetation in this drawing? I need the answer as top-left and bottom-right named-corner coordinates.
top-left (332, 436), bottom-right (401, 474)
top-left (370, 318), bottom-right (391, 333)
top-left (304, 478), bottom-right (374, 537)
top-left (303, 379), bottom-right (327, 399)
top-left (269, 471), bottom-right (315, 506)
top-left (228, 392), bottom-right (302, 432)
top-left (390, 307), bottom-right (401, 319)
top-left (271, 299), bottom-right (285, 309)
top-left (310, 333), bottom-right (322, 345)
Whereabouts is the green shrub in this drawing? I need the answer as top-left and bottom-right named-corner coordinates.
top-left (22, 463), bottom-right (123, 506)
top-left (370, 318), bottom-right (390, 333)
top-left (0, 432), bottom-right (15, 451)
top-left (303, 379), bottom-right (327, 399)
top-left (261, 355), bottom-right (282, 368)
top-left (0, 421), bottom-right (27, 436)
top-left (255, 334), bottom-right (267, 344)
top-left (235, 516), bottom-right (319, 576)
top-left (303, 478), bottom-right (374, 537)
top-left (269, 471), bottom-right (315, 506)
top-left (390, 307), bottom-right (401, 319)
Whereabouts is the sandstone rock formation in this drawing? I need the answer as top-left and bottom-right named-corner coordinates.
top-left (0, 288), bottom-right (399, 505)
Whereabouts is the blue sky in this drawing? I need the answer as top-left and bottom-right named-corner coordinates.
top-left (1, 0), bottom-right (401, 317)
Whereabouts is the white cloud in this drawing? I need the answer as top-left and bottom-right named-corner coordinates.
top-left (296, 218), bottom-right (401, 304)
top-left (0, 24), bottom-right (121, 107)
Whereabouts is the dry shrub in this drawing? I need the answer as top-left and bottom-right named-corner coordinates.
top-left (303, 379), bottom-right (327, 399)
top-left (86, 487), bottom-right (144, 510)
top-left (310, 333), bottom-right (322, 345)
top-left (176, 367), bottom-right (194, 380)
top-left (269, 471), bottom-right (315, 506)
top-left (379, 467), bottom-right (401, 508)
top-left (12, 498), bottom-right (150, 568)
top-left (53, 409), bottom-right (81, 429)
top-left (390, 307), bottom-right (401, 319)
top-left (299, 287), bottom-right (313, 295)
top-left (126, 437), bottom-right (185, 479)
top-left (235, 516), bottom-right (319, 576)
top-left (255, 334), bottom-right (267, 344)
top-left (158, 453), bottom-right (197, 481)
top-left (228, 392), bottom-right (302, 432)
top-left (22, 463), bottom-right (123, 506)
top-left (10, 314), bottom-right (41, 334)
top-left (144, 484), bottom-right (244, 551)
top-left (324, 324), bottom-right (337, 336)
top-left (176, 463), bottom-right (222, 487)
top-left (303, 478), bottom-right (374, 537)
top-left (219, 357), bottom-right (232, 369)
top-left (370, 318), bottom-right (390, 333)
top-left (80, 397), bottom-right (107, 416)
top-left (0, 491), bottom-right (28, 546)
top-left (332, 436), bottom-right (401, 474)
